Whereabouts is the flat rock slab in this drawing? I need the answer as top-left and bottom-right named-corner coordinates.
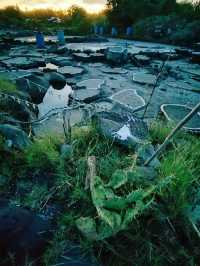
top-left (101, 67), bottom-right (128, 74)
top-left (9, 48), bottom-right (42, 58)
top-left (182, 68), bottom-right (200, 78)
top-left (71, 89), bottom-right (101, 103)
top-left (73, 52), bottom-right (105, 62)
top-left (76, 79), bottom-right (105, 90)
top-left (134, 55), bottom-right (150, 63)
top-left (168, 80), bottom-right (200, 93)
top-left (4, 57), bottom-right (45, 69)
top-left (161, 104), bottom-right (200, 132)
top-left (58, 66), bottom-right (84, 77)
top-left (0, 124), bottom-right (31, 150)
top-left (95, 100), bottom-right (114, 112)
top-left (0, 70), bottom-right (31, 80)
top-left (50, 57), bottom-right (72, 67)
top-left (110, 89), bottom-right (145, 112)
top-left (133, 73), bottom-right (157, 85)
top-left (73, 52), bottom-right (91, 61)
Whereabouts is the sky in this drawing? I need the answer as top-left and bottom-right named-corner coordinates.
top-left (0, 0), bottom-right (107, 13)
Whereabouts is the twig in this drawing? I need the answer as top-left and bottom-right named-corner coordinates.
top-left (142, 51), bottom-right (172, 119)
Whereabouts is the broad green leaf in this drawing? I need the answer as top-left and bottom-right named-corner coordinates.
top-left (107, 169), bottom-right (128, 189)
top-left (76, 217), bottom-right (98, 240)
top-left (97, 207), bottom-right (122, 230)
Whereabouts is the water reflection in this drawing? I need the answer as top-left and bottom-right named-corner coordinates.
top-left (38, 84), bottom-right (72, 117)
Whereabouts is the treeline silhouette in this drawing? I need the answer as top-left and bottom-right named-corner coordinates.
top-left (0, 1), bottom-right (199, 44)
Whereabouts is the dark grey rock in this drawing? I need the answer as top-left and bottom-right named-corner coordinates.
top-left (0, 124), bottom-right (31, 150)
top-left (0, 95), bottom-right (37, 122)
top-left (17, 74), bottom-right (49, 104)
top-left (94, 111), bottom-right (148, 149)
top-left (106, 47), bottom-right (128, 65)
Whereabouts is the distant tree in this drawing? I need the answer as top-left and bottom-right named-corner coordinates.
top-left (0, 5), bottom-right (24, 26)
top-left (107, 0), bottom-right (179, 28)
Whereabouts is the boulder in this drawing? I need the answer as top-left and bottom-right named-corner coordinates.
top-left (0, 95), bottom-right (38, 122)
top-left (0, 205), bottom-right (52, 265)
top-left (106, 47), bottom-right (128, 65)
top-left (94, 111), bottom-right (148, 149)
top-left (0, 124), bottom-right (31, 150)
top-left (17, 74), bottom-right (49, 104)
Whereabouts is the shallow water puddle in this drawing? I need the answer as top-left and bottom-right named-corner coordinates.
top-left (38, 84), bottom-right (72, 117)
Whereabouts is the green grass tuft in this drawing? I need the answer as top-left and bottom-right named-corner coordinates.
top-left (24, 134), bottom-right (62, 173)
top-left (0, 79), bottom-right (18, 94)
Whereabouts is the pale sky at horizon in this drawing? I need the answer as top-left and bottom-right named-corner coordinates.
top-left (0, 0), bottom-right (194, 13)
top-left (0, 0), bottom-right (107, 13)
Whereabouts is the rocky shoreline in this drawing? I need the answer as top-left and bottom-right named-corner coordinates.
top-left (0, 33), bottom-right (200, 265)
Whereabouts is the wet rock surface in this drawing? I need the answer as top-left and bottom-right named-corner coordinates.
top-left (1, 35), bottom-right (200, 266)
top-left (58, 65), bottom-right (85, 77)
top-left (0, 36), bottom-right (200, 138)
top-left (76, 79), bottom-right (105, 90)
top-left (110, 89), bottom-right (145, 112)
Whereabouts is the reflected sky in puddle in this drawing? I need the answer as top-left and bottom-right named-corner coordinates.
top-left (38, 84), bottom-right (72, 117)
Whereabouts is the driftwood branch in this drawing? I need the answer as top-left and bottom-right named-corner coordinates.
top-left (85, 156), bottom-right (96, 190)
